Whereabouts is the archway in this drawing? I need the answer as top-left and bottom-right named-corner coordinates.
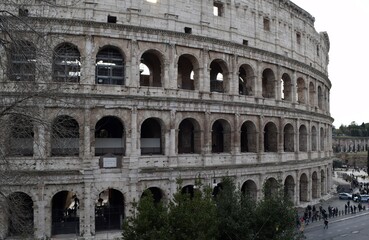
top-left (265, 178), bottom-right (279, 198)
top-left (178, 118), bottom-right (201, 154)
top-left (299, 173), bottom-right (308, 202)
top-left (95, 116), bottom-right (125, 156)
top-left (240, 121), bottom-right (257, 152)
top-left (212, 119), bottom-right (231, 153)
top-left (241, 180), bottom-right (257, 201)
top-left (299, 125), bottom-right (307, 152)
top-left (264, 122), bottom-right (278, 152)
top-left (7, 192), bottom-right (34, 237)
top-left (51, 115), bottom-right (79, 156)
top-left (141, 187), bottom-right (164, 203)
top-left (312, 171), bottom-right (319, 199)
top-left (262, 68), bottom-right (275, 98)
top-left (284, 176), bottom-right (295, 202)
top-left (51, 191), bottom-right (80, 235)
top-left (141, 118), bottom-right (163, 155)
top-left (95, 189), bottom-right (124, 232)
top-left (283, 124), bottom-right (294, 152)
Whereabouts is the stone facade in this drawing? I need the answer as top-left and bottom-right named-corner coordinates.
top-left (0, 0), bottom-right (333, 239)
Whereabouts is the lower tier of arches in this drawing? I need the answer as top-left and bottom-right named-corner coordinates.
top-left (0, 158), bottom-right (332, 239)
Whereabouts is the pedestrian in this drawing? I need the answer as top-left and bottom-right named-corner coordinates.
top-left (324, 218), bottom-right (329, 229)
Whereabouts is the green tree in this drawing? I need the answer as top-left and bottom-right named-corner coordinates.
top-left (251, 182), bottom-right (298, 240)
top-left (122, 191), bottom-right (169, 240)
top-left (215, 177), bottom-right (255, 240)
top-left (168, 179), bottom-right (218, 240)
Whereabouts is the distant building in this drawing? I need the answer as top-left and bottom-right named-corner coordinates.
top-left (0, 0), bottom-right (333, 239)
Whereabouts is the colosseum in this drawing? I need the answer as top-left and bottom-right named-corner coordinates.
top-left (0, 0), bottom-right (333, 239)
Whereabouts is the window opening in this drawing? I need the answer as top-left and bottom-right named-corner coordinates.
top-left (263, 17), bottom-right (270, 31)
top-left (213, 1), bottom-right (224, 16)
top-left (96, 47), bottom-right (124, 85)
top-left (53, 43), bottom-right (81, 83)
top-left (184, 27), bottom-right (192, 34)
top-left (296, 32), bottom-right (301, 44)
top-left (9, 41), bottom-right (36, 81)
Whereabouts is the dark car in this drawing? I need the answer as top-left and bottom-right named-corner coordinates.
top-left (338, 193), bottom-right (352, 200)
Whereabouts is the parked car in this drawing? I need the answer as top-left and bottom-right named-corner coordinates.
top-left (338, 193), bottom-right (352, 200)
top-left (353, 194), bottom-right (369, 202)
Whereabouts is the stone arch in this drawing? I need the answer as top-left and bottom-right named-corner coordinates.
top-left (265, 177), bottom-right (279, 198)
top-left (8, 114), bottom-right (34, 156)
top-left (281, 73), bottom-right (292, 101)
top-left (212, 119), bottom-right (232, 153)
top-left (284, 175), bottom-right (295, 202)
top-left (51, 191), bottom-right (80, 236)
top-left (51, 115), bottom-right (79, 156)
top-left (8, 40), bottom-right (36, 81)
top-left (297, 77), bottom-right (305, 104)
top-left (95, 45), bottom-right (125, 85)
top-left (139, 49), bottom-right (164, 87)
top-left (312, 171), bottom-right (319, 199)
top-left (6, 192), bottom-right (34, 238)
top-left (264, 122), bottom-right (278, 152)
top-left (95, 188), bottom-right (124, 232)
top-left (178, 118), bottom-right (201, 154)
top-left (241, 180), bottom-right (257, 201)
top-left (240, 120), bottom-right (257, 152)
top-left (210, 59), bottom-right (229, 93)
top-left (142, 187), bottom-right (165, 203)
top-left (53, 42), bottom-right (81, 83)
top-left (321, 169), bottom-right (326, 195)
top-left (299, 125), bottom-right (308, 152)
top-left (320, 127), bottom-right (325, 151)
top-left (311, 126), bottom-right (317, 151)
top-left (309, 81), bottom-right (315, 106)
top-left (238, 64), bottom-right (254, 96)
top-left (262, 68), bottom-right (276, 98)
top-left (299, 173), bottom-right (308, 202)
top-left (95, 116), bottom-right (125, 156)
top-left (283, 123), bottom-right (294, 152)
top-left (181, 185), bottom-right (195, 198)
top-left (177, 54), bottom-right (199, 90)
top-left (318, 85), bottom-right (323, 109)
top-left (140, 117), bottom-right (164, 155)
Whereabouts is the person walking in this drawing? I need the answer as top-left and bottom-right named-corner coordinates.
top-left (324, 218), bottom-right (329, 229)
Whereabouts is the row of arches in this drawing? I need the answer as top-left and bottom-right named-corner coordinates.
top-left (6, 114), bottom-right (329, 157)
top-left (7, 41), bottom-right (329, 110)
top-left (1, 169), bottom-right (328, 238)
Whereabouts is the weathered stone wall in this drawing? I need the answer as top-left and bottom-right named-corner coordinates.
top-left (0, 0), bottom-right (333, 239)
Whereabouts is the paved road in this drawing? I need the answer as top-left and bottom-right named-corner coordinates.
top-left (304, 211), bottom-right (369, 240)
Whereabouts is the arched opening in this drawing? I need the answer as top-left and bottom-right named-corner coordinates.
top-left (142, 187), bottom-right (164, 203)
top-left (264, 122), bottom-right (278, 152)
top-left (283, 124), bottom-right (294, 152)
top-left (318, 86), bottom-right (323, 109)
top-left (177, 54), bottom-right (198, 90)
top-left (297, 78), bottom-right (305, 104)
top-left (311, 126), bottom-right (317, 151)
top-left (238, 64), bottom-right (254, 96)
top-left (7, 192), bottom-right (34, 237)
top-left (9, 115), bottom-right (34, 156)
top-left (95, 46), bottom-right (124, 85)
top-left (181, 185), bottom-right (195, 198)
top-left (309, 82), bottom-right (315, 106)
top-left (299, 173), bottom-right (308, 202)
top-left (95, 189), bottom-right (124, 232)
top-left (265, 178), bottom-right (279, 198)
top-left (178, 118), bottom-right (201, 154)
top-left (299, 125), bottom-right (307, 152)
top-left (212, 182), bottom-right (223, 198)
top-left (262, 68), bottom-right (275, 98)
top-left (321, 170), bottom-right (326, 195)
top-left (9, 41), bottom-right (36, 81)
top-left (284, 176), bottom-right (295, 202)
top-left (51, 115), bottom-right (79, 156)
top-left (141, 118), bottom-right (163, 155)
top-left (281, 73), bottom-right (292, 101)
top-left (211, 119), bottom-right (231, 153)
top-left (312, 171), bottom-right (319, 199)
top-left (320, 127), bottom-right (325, 151)
top-left (241, 180), bottom-right (257, 201)
top-left (53, 43), bottom-right (81, 83)
top-left (240, 121), bottom-right (257, 152)
top-left (95, 116), bottom-right (125, 156)
top-left (140, 50), bottom-right (162, 87)
top-left (210, 59), bottom-right (228, 93)
top-left (51, 191), bottom-right (80, 235)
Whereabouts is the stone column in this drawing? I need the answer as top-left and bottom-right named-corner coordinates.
top-left (255, 61), bottom-right (262, 98)
top-left (203, 112), bottom-right (211, 154)
top-left (229, 54), bottom-right (238, 95)
top-left (129, 40), bottom-right (140, 88)
top-left (291, 70), bottom-right (297, 104)
top-left (83, 35), bottom-right (95, 85)
top-left (201, 48), bottom-right (210, 92)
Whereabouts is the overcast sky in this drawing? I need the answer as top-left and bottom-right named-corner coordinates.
top-left (290, 0), bottom-right (369, 127)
